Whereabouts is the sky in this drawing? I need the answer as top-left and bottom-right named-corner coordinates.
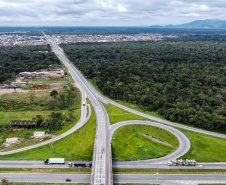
top-left (0, 0), bottom-right (225, 26)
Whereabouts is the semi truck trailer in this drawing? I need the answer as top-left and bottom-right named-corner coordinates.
top-left (168, 159), bottom-right (196, 166)
top-left (44, 158), bottom-right (65, 164)
top-left (69, 162), bottom-right (92, 168)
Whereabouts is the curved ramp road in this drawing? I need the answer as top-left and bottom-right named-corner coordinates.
top-left (109, 120), bottom-right (191, 164)
top-left (98, 93), bottom-right (226, 139)
top-left (0, 91), bottom-right (91, 156)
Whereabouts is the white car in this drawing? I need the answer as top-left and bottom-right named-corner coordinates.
top-left (197, 165), bottom-right (203, 168)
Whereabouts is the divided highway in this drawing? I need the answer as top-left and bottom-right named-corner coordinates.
top-left (1, 173), bottom-right (226, 185)
top-left (43, 32), bottom-right (112, 185)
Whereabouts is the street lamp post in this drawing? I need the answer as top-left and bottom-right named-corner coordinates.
top-left (51, 142), bottom-right (53, 154)
top-left (156, 168), bottom-right (159, 185)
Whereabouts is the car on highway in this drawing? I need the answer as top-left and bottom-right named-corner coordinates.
top-left (197, 165), bottom-right (204, 168)
top-left (66, 178), bottom-right (71, 182)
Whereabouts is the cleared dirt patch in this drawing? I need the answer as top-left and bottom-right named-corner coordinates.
top-left (0, 89), bottom-right (28, 96)
top-left (142, 133), bottom-right (172, 147)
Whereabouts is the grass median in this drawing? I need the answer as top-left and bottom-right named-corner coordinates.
top-left (103, 103), bottom-right (148, 125)
top-left (0, 168), bottom-right (225, 175)
top-left (113, 168), bottom-right (226, 174)
top-left (0, 168), bottom-right (90, 174)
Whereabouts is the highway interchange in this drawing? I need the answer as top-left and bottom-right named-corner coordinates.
top-left (0, 32), bottom-right (226, 185)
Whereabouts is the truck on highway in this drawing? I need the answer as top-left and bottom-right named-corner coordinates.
top-left (82, 101), bottom-right (86, 106)
top-left (168, 159), bottom-right (196, 166)
top-left (44, 158), bottom-right (65, 164)
top-left (69, 162), bottom-right (92, 168)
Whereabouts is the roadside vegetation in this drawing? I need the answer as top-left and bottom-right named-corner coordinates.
top-left (115, 100), bottom-right (165, 119)
top-left (0, 167), bottom-right (225, 175)
top-left (0, 168), bottom-right (90, 174)
top-left (113, 168), bottom-right (226, 174)
top-left (103, 103), bottom-right (148, 124)
top-left (0, 100), bottom-right (95, 160)
top-left (180, 128), bottom-right (226, 162)
top-left (11, 184), bottom-right (86, 185)
top-left (25, 77), bottom-right (68, 82)
top-left (111, 124), bottom-right (179, 161)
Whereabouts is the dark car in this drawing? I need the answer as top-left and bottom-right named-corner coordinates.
top-left (66, 178), bottom-right (71, 182)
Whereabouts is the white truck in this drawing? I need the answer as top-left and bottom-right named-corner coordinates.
top-left (168, 159), bottom-right (196, 166)
top-left (44, 158), bottom-right (65, 164)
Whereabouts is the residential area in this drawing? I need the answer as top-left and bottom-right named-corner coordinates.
top-left (0, 34), bottom-right (47, 46)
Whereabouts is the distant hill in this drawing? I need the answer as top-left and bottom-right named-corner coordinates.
top-left (150, 19), bottom-right (226, 29)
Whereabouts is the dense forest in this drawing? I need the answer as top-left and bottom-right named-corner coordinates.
top-left (41, 26), bottom-right (226, 35)
top-left (0, 45), bottom-right (60, 83)
top-left (61, 41), bottom-right (226, 133)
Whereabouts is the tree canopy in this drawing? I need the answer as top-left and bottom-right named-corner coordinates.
top-left (0, 45), bottom-right (60, 83)
top-left (61, 40), bottom-right (226, 133)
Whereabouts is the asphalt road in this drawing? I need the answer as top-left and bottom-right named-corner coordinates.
top-left (1, 160), bottom-right (226, 169)
top-left (43, 32), bottom-right (112, 185)
top-left (1, 173), bottom-right (226, 185)
top-left (109, 120), bottom-right (191, 164)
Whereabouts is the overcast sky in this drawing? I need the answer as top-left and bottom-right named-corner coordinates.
top-left (0, 0), bottom-right (225, 26)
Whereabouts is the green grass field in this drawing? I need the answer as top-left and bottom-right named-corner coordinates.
top-left (25, 77), bottom-right (68, 82)
top-left (103, 103), bottom-right (149, 124)
top-left (1, 108), bottom-right (81, 152)
top-left (112, 124), bottom-right (179, 161)
top-left (0, 101), bottom-right (96, 160)
top-left (0, 84), bottom-right (82, 151)
top-left (0, 89), bottom-right (66, 112)
top-left (10, 184), bottom-right (150, 185)
top-left (180, 128), bottom-right (226, 162)
top-left (11, 183), bottom-right (88, 185)
top-left (0, 111), bottom-right (58, 125)
top-left (0, 90), bottom-right (52, 102)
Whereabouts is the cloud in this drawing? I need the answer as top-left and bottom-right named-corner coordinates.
top-left (0, 0), bottom-right (225, 26)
